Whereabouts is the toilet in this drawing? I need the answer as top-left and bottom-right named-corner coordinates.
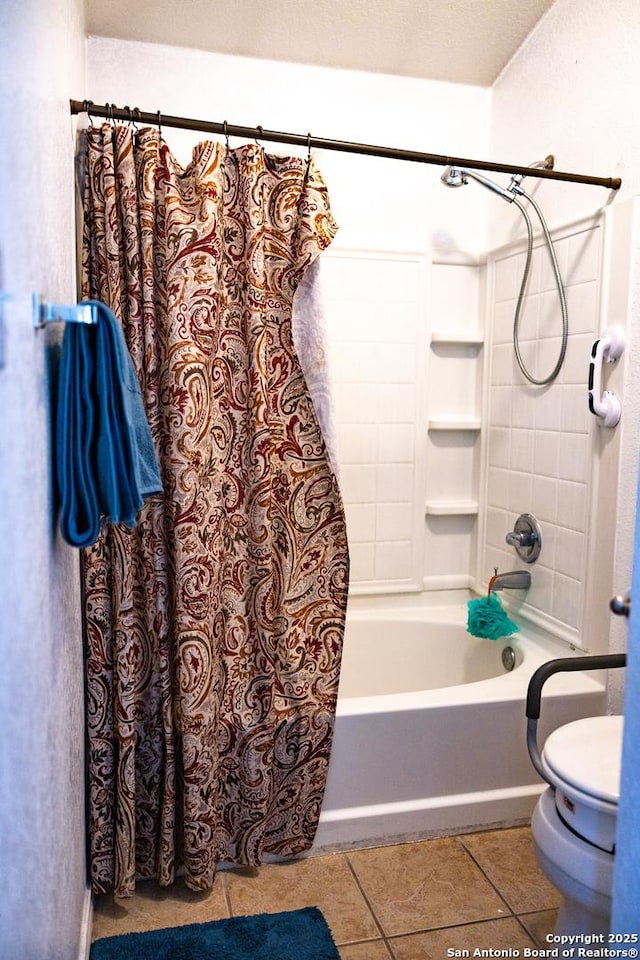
top-left (531, 714), bottom-right (623, 935)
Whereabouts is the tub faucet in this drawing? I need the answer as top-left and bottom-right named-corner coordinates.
top-left (490, 570), bottom-right (531, 592)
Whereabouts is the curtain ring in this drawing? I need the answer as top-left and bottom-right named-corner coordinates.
top-left (83, 99), bottom-right (95, 126)
top-left (223, 120), bottom-right (229, 150)
top-left (157, 110), bottom-right (162, 138)
top-left (125, 105), bottom-right (139, 141)
top-left (255, 124), bottom-right (264, 146)
top-left (100, 103), bottom-right (114, 143)
top-left (306, 132), bottom-right (312, 162)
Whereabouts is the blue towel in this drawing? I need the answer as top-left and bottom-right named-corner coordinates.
top-left (56, 300), bottom-right (162, 547)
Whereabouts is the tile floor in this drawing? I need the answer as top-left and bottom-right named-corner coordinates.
top-left (92, 826), bottom-right (561, 958)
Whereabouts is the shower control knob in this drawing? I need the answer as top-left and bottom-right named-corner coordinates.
top-left (506, 531), bottom-right (536, 547)
top-left (610, 594), bottom-right (631, 617)
top-left (505, 513), bottom-right (542, 564)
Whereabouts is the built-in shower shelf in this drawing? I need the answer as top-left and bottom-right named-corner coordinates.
top-left (425, 500), bottom-right (479, 516)
top-left (430, 331), bottom-right (484, 346)
top-left (428, 418), bottom-right (482, 431)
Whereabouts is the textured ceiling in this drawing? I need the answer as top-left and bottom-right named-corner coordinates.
top-left (84, 0), bottom-right (555, 86)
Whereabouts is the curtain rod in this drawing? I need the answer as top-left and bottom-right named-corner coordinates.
top-left (70, 100), bottom-right (621, 191)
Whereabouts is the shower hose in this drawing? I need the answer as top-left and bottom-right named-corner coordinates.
top-left (511, 191), bottom-right (568, 385)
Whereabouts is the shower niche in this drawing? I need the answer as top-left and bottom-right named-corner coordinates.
top-left (424, 259), bottom-right (485, 589)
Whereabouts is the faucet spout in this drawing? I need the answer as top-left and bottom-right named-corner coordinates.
top-left (490, 570), bottom-right (531, 593)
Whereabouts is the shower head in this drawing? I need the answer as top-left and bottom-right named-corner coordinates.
top-left (440, 166), bottom-right (467, 188)
top-left (440, 165), bottom-right (516, 203)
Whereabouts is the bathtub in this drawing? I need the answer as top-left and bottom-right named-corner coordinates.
top-left (313, 597), bottom-right (606, 851)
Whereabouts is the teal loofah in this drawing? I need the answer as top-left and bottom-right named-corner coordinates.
top-left (467, 592), bottom-right (520, 640)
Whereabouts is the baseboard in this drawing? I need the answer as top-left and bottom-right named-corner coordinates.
top-left (78, 885), bottom-right (93, 960)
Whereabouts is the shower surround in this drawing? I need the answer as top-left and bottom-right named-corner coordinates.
top-left (481, 205), bottom-right (630, 657)
top-left (323, 204), bottom-right (632, 665)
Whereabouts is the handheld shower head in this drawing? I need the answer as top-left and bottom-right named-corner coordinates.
top-left (440, 157), bottom-right (568, 387)
top-left (440, 166), bottom-right (467, 188)
top-left (440, 165), bottom-right (515, 203)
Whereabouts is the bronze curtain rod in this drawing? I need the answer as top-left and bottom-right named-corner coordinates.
top-left (70, 100), bottom-right (622, 191)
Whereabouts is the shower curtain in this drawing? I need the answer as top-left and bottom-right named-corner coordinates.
top-left (80, 124), bottom-right (349, 897)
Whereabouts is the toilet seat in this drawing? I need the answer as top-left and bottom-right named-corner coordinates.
top-left (541, 715), bottom-right (623, 852)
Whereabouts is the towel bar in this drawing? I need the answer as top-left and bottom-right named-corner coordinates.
top-left (33, 294), bottom-right (97, 329)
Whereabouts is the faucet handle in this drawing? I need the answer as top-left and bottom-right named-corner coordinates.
top-left (506, 530), bottom-right (537, 547)
top-left (506, 513), bottom-right (542, 564)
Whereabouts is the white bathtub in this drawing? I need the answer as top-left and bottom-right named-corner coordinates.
top-left (313, 599), bottom-right (606, 851)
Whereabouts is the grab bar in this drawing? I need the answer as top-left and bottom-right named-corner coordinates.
top-left (587, 325), bottom-right (625, 428)
top-left (526, 653), bottom-right (626, 784)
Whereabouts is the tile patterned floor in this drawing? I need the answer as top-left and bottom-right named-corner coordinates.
top-left (91, 826), bottom-right (561, 958)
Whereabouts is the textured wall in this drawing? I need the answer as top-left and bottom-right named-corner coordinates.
top-left (490, 0), bottom-right (640, 242)
top-left (0, 1), bottom-right (88, 958)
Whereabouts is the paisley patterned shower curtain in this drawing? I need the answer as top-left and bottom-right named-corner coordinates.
top-left (80, 124), bottom-right (349, 897)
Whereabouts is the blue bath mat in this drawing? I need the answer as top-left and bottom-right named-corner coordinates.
top-left (89, 906), bottom-right (340, 960)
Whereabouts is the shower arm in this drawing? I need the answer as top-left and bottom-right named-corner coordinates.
top-left (508, 154), bottom-right (555, 191)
